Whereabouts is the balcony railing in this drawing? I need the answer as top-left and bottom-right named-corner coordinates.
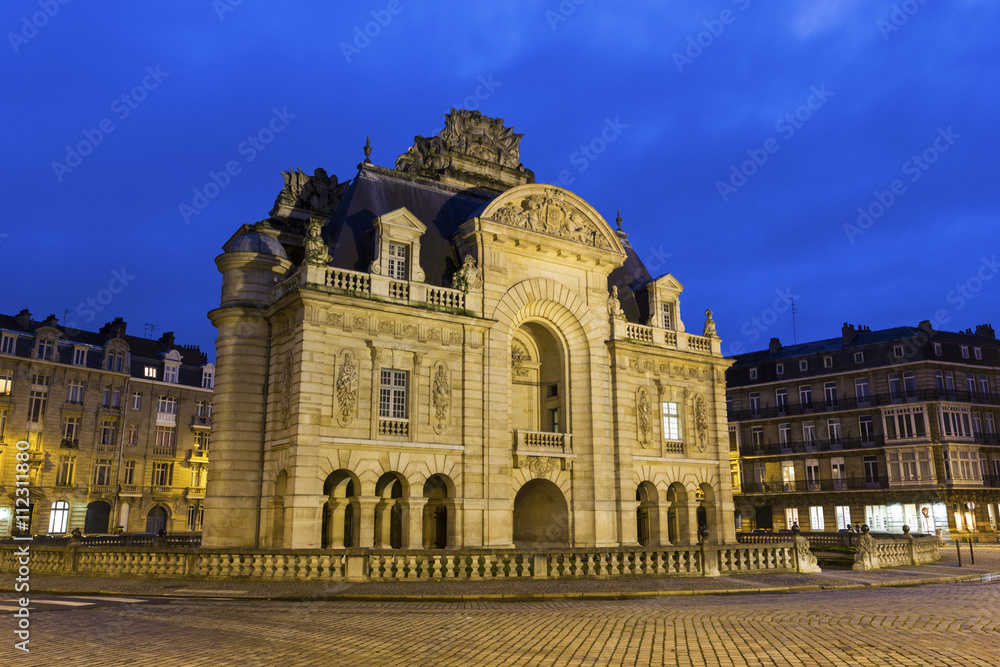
top-left (729, 387), bottom-right (1000, 421)
top-left (740, 476), bottom-right (889, 494)
top-left (89, 484), bottom-right (118, 495)
top-left (740, 435), bottom-right (885, 457)
top-left (378, 418), bottom-right (409, 437)
top-left (514, 430), bottom-right (573, 454)
top-left (191, 415), bottom-right (212, 428)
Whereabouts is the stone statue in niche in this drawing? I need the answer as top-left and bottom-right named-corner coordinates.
top-left (607, 286), bottom-right (626, 321)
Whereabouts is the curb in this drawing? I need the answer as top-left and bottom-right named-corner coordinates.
top-left (6, 569), bottom-right (998, 603)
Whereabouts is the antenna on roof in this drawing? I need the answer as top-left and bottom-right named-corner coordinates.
top-left (144, 323), bottom-right (157, 339)
top-left (790, 298), bottom-right (798, 345)
top-left (63, 308), bottom-right (70, 325)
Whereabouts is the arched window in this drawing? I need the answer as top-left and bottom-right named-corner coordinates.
top-left (48, 500), bottom-right (70, 534)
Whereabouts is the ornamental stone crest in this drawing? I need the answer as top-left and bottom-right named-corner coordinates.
top-left (396, 108), bottom-right (524, 174)
top-left (489, 188), bottom-right (611, 249)
top-left (273, 167), bottom-right (349, 217)
top-left (637, 387), bottom-right (652, 447)
top-left (525, 456), bottom-right (557, 479)
top-left (432, 364), bottom-right (451, 434)
top-left (695, 394), bottom-right (709, 452)
top-left (511, 342), bottom-right (530, 378)
top-left (336, 352), bottom-right (358, 426)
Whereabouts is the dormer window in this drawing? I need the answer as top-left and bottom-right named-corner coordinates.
top-left (201, 364), bottom-right (215, 389)
top-left (104, 348), bottom-right (127, 372)
top-left (0, 333), bottom-right (16, 355)
top-left (387, 242), bottom-right (409, 280)
top-left (144, 366), bottom-right (157, 378)
top-left (161, 349), bottom-right (182, 384)
top-left (72, 346), bottom-right (87, 366)
top-left (36, 338), bottom-right (54, 361)
top-left (164, 365), bottom-right (179, 384)
top-left (661, 303), bottom-right (673, 330)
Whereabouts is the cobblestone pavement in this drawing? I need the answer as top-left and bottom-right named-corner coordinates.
top-left (5, 580), bottom-right (999, 666)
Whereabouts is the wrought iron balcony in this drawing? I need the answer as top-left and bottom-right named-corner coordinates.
top-left (740, 435), bottom-right (885, 458)
top-left (740, 476), bottom-right (889, 494)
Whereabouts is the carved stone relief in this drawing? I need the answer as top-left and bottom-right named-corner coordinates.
top-left (489, 188), bottom-right (611, 249)
top-left (637, 387), bottom-right (652, 447)
top-left (277, 351), bottom-right (292, 429)
top-left (273, 167), bottom-right (348, 217)
top-left (432, 364), bottom-right (451, 434)
top-left (336, 352), bottom-right (358, 427)
top-left (511, 342), bottom-right (530, 378)
top-left (695, 394), bottom-right (710, 452)
top-left (525, 456), bottom-right (557, 479)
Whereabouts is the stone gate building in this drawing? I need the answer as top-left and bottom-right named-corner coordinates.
top-left (202, 110), bottom-right (734, 550)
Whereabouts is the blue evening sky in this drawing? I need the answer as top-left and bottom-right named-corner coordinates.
top-left (3, 1), bottom-right (998, 360)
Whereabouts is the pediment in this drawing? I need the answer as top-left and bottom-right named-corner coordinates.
top-left (479, 185), bottom-right (624, 254)
top-left (375, 207), bottom-right (427, 236)
top-left (651, 273), bottom-right (684, 294)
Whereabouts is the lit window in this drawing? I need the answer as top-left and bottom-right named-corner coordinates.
top-left (152, 462), bottom-right (173, 486)
top-left (0, 369), bottom-right (12, 396)
top-left (123, 460), bottom-right (136, 485)
top-left (48, 500), bottom-right (70, 534)
top-left (127, 424), bottom-right (138, 446)
top-left (62, 416), bottom-right (80, 443)
top-left (56, 456), bottom-right (76, 486)
top-left (662, 401), bottom-right (681, 440)
top-left (93, 458), bottom-right (113, 486)
top-left (835, 506), bottom-right (851, 530)
top-left (809, 506), bottom-right (825, 531)
top-left (379, 369), bottom-right (408, 419)
top-left (144, 366), bottom-right (157, 379)
top-left (386, 242), bottom-right (408, 280)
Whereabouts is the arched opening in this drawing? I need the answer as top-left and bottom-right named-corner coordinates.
top-left (271, 470), bottom-right (287, 548)
top-left (145, 506), bottom-right (168, 534)
top-left (511, 322), bottom-right (567, 435)
top-left (119, 502), bottom-right (130, 532)
top-left (48, 500), bottom-right (70, 534)
top-left (513, 479), bottom-right (569, 548)
top-left (667, 483), bottom-right (690, 545)
top-left (697, 483), bottom-right (715, 542)
top-left (374, 472), bottom-right (406, 549)
top-left (84, 501), bottom-right (111, 534)
top-left (322, 469), bottom-right (358, 548)
top-left (636, 481), bottom-right (659, 546)
top-left (423, 474), bottom-right (451, 549)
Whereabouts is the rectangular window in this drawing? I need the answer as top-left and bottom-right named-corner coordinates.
top-left (883, 407), bottom-right (927, 440)
top-left (802, 422), bottom-right (816, 443)
top-left (187, 503), bottom-right (203, 531)
top-left (966, 374), bottom-right (976, 395)
top-left (824, 382), bottom-right (838, 408)
top-left (132, 392), bottom-right (142, 410)
top-left (903, 371), bottom-right (917, 400)
top-left (809, 506), bottom-right (824, 530)
top-left (888, 373), bottom-right (902, 401)
top-left (823, 356), bottom-right (833, 368)
top-left (748, 392), bottom-right (760, 416)
top-left (778, 423), bottom-right (791, 444)
top-left (893, 345), bottom-right (903, 358)
top-left (776, 363), bottom-right (784, 375)
top-left (859, 416), bottom-right (875, 443)
top-left (123, 460), bottom-right (135, 485)
top-left (799, 385), bottom-right (812, 407)
top-left (749, 367), bottom-right (758, 380)
top-left (164, 365), bottom-right (179, 384)
top-left (72, 347), bottom-right (87, 366)
top-left (37, 338), bottom-right (54, 361)
top-left (828, 418), bottom-right (842, 443)
top-left (775, 388), bottom-right (788, 412)
top-left (93, 458), bottom-right (113, 486)
top-left (972, 412), bottom-right (982, 435)
top-left (63, 416), bottom-right (80, 442)
top-left (799, 360), bottom-right (808, 372)
top-left (0, 334), bottom-right (15, 355)
top-left (831, 458), bottom-right (846, 490)
top-left (979, 375), bottom-right (990, 399)
top-left (0, 408), bottom-right (7, 436)
top-left (56, 456), bottom-right (76, 486)
top-left (387, 242), bottom-right (409, 280)
top-left (855, 378), bottom-right (870, 407)
top-left (111, 386), bottom-right (121, 409)
top-left (202, 369), bottom-right (214, 389)
top-left (986, 413), bottom-right (996, 434)
top-left (835, 506), bottom-right (851, 530)
top-left (66, 380), bottom-right (84, 404)
top-left (99, 420), bottom-right (116, 446)
top-left (157, 396), bottom-right (178, 424)
top-left (0, 369), bottom-right (12, 396)
top-left (750, 426), bottom-right (763, 449)
top-left (933, 342), bottom-right (942, 356)
top-left (102, 385), bottom-right (111, 408)
top-left (863, 456), bottom-right (879, 486)
top-left (785, 507), bottom-right (799, 529)
top-left (155, 425), bottom-right (175, 450)
top-left (940, 407), bottom-right (973, 438)
top-left (144, 366), bottom-right (157, 379)
top-left (781, 461), bottom-right (795, 491)
top-left (661, 303), bottom-right (672, 330)
top-left (806, 459), bottom-right (819, 490)
top-left (662, 401), bottom-right (681, 441)
top-left (961, 346), bottom-right (970, 359)
top-left (152, 462), bottom-right (173, 486)
top-left (191, 464), bottom-right (204, 488)
top-left (127, 424), bottom-right (138, 446)
top-left (854, 351), bottom-right (864, 364)
top-left (379, 369), bottom-right (408, 420)
top-left (974, 347), bottom-right (983, 360)
top-left (194, 430), bottom-right (210, 453)
top-left (28, 386), bottom-right (48, 423)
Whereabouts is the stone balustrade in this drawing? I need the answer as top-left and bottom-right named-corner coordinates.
top-left (853, 533), bottom-right (941, 571)
top-left (611, 320), bottom-right (720, 356)
top-left (0, 541), bottom-right (819, 581)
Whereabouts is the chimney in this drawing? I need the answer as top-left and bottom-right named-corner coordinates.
top-left (842, 322), bottom-right (859, 344)
top-left (42, 313), bottom-right (59, 329)
top-left (769, 337), bottom-right (782, 354)
top-left (100, 317), bottom-right (127, 338)
top-left (976, 324), bottom-right (996, 339)
top-left (15, 309), bottom-right (31, 330)
top-left (158, 331), bottom-right (176, 349)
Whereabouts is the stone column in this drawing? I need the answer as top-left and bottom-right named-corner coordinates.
top-left (685, 502), bottom-right (699, 545)
top-left (656, 500), bottom-right (673, 546)
top-left (401, 497), bottom-right (428, 549)
top-left (356, 496), bottom-right (379, 548)
top-left (445, 498), bottom-right (463, 548)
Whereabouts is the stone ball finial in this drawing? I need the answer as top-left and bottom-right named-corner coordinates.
top-left (860, 524), bottom-right (870, 534)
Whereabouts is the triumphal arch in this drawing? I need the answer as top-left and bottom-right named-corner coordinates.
top-left (202, 109), bottom-right (734, 550)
